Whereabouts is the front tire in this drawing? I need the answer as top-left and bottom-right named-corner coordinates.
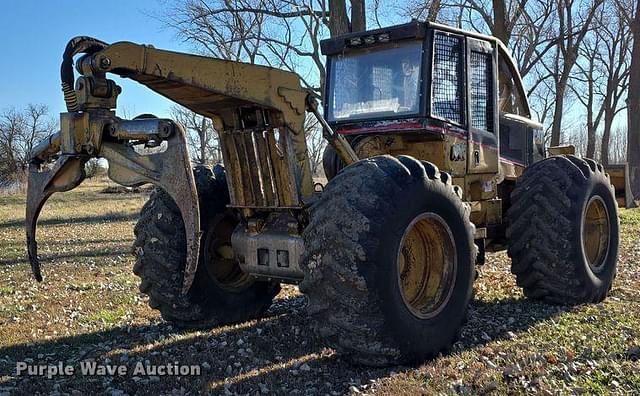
top-left (507, 155), bottom-right (619, 304)
top-left (132, 166), bottom-right (280, 328)
top-left (301, 155), bottom-right (476, 366)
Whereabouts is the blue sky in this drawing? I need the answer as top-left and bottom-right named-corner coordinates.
top-left (0, 1), bottom-right (623, 146)
top-left (0, 0), bottom-right (190, 118)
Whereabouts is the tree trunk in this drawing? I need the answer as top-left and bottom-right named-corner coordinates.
top-left (585, 74), bottom-right (596, 158)
top-left (586, 125), bottom-right (596, 158)
top-left (551, 73), bottom-right (569, 146)
top-left (601, 112), bottom-right (614, 165)
top-left (350, 0), bottom-right (366, 33)
top-left (329, 0), bottom-right (351, 36)
top-left (427, 0), bottom-right (442, 21)
top-left (200, 117), bottom-right (207, 164)
top-left (550, 0), bottom-right (603, 148)
top-left (492, 0), bottom-right (509, 45)
top-left (628, 0), bottom-right (640, 199)
top-left (586, 123), bottom-right (596, 159)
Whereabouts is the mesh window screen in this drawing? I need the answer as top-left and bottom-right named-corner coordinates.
top-left (470, 51), bottom-right (494, 132)
top-left (328, 42), bottom-right (422, 120)
top-left (372, 66), bottom-right (393, 101)
top-left (432, 33), bottom-right (464, 124)
top-left (333, 58), bottom-right (359, 111)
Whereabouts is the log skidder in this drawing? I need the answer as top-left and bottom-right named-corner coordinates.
top-left (26, 22), bottom-right (623, 369)
top-left (301, 156), bottom-right (477, 365)
top-left (507, 156), bottom-right (619, 304)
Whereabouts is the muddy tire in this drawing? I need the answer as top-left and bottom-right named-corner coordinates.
top-left (507, 155), bottom-right (619, 304)
top-left (133, 165), bottom-right (280, 328)
top-left (301, 155), bottom-right (476, 366)
top-left (322, 144), bottom-right (345, 181)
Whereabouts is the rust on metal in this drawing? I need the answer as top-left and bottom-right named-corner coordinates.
top-left (100, 123), bottom-right (201, 293)
top-left (26, 156), bottom-right (87, 281)
top-left (25, 35), bottom-right (333, 294)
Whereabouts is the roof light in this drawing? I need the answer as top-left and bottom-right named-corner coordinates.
top-left (364, 35), bottom-right (376, 45)
top-left (378, 33), bottom-right (390, 42)
top-left (349, 37), bottom-right (363, 46)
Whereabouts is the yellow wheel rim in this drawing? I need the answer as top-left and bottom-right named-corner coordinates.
top-left (203, 212), bottom-right (253, 291)
top-left (582, 195), bottom-right (611, 273)
top-left (397, 213), bottom-right (457, 319)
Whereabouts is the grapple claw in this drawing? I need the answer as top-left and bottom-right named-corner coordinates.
top-left (26, 155), bottom-right (87, 281)
top-left (100, 123), bottom-right (200, 295)
top-left (25, 36), bottom-right (203, 294)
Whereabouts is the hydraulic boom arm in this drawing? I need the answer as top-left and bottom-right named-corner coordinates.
top-left (26, 37), bottom-right (355, 293)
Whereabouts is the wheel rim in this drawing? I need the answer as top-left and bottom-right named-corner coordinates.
top-left (203, 212), bottom-right (253, 291)
top-left (582, 195), bottom-right (611, 273)
top-left (396, 213), bottom-right (457, 319)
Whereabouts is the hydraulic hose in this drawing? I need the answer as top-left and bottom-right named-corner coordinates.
top-left (60, 37), bottom-right (108, 112)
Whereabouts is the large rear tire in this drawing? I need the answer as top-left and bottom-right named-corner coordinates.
top-left (507, 155), bottom-right (619, 304)
top-left (133, 166), bottom-right (280, 328)
top-left (301, 155), bottom-right (476, 366)
top-left (322, 144), bottom-right (345, 181)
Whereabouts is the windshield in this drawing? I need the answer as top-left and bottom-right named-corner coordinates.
top-left (327, 41), bottom-right (423, 121)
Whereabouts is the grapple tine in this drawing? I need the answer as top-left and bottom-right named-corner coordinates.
top-left (25, 156), bottom-right (87, 281)
top-left (100, 123), bottom-right (201, 295)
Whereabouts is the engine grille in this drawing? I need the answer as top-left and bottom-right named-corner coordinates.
top-left (219, 128), bottom-right (301, 208)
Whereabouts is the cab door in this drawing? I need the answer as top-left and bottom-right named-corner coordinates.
top-left (466, 38), bottom-right (499, 174)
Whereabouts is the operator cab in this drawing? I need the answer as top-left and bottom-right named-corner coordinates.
top-left (321, 22), bottom-right (544, 178)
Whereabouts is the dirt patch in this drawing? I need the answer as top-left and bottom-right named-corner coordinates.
top-left (0, 182), bottom-right (638, 394)
top-left (100, 185), bottom-right (154, 194)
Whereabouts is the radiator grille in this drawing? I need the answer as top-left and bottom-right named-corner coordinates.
top-left (220, 128), bottom-right (300, 208)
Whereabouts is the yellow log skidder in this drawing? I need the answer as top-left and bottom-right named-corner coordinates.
top-left (26, 23), bottom-right (621, 366)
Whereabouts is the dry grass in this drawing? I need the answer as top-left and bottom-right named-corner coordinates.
top-left (0, 181), bottom-right (638, 395)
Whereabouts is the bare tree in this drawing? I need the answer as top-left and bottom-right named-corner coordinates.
top-left (162, 0), bottom-right (366, 171)
top-left (84, 158), bottom-right (103, 178)
top-left (450, 0), bottom-right (531, 46)
top-left (548, 0), bottom-right (604, 147)
top-left (171, 105), bottom-right (221, 165)
top-left (569, 32), bottom-right (604, 158)
top-left (303, 114), bottom-right (326, 176)
top-left (513, 1), bottom-right (556, 79)
top-left (564, 124), bottom-right (590, 157)
top-left (570, 2), bottom-right (630, 162)
top-left (0, 108), bottom-right (24, 182)
top-left (164, 0), bottom-right (366, 95)
top-left (596, 3), bottom-right (631, 164)
top-left (20, 104), bottom-right (56, 170)
top-left (528, 77), bottom-right (556, 143)
top-left (0, 104), bottom-right (55, 184)
top-left (610, 125), bottom-right (627, 164)
top-left (616, 0), bottom-right (640, 198)
top-left (404, 0), bottom-right (443, 21)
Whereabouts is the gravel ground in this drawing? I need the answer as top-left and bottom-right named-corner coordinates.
top-left (0, 181), bottom-right (638, 395)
